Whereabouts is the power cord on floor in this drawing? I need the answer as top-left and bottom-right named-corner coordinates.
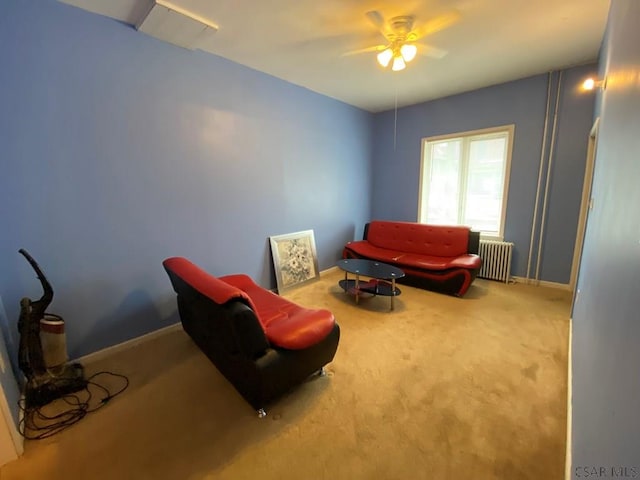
top-left (18, 371), bottom-right (129, 440)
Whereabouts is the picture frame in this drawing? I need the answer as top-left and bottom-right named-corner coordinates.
top-left (269, 229), bottom-right (320, 293)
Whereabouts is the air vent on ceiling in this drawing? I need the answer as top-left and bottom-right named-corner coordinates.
top-left (136, 0), bottom-right (218, 50)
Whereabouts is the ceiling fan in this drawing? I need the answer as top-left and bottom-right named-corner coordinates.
top-left (345, 10), bottom-right (460, 71)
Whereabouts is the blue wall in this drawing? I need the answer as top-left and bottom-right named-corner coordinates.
top-left (371, 65), bottom-right (597, 283)
top-left (0, 0), bottom-right (372, 359)
top-left (572, 0), bottom-right (640, 474)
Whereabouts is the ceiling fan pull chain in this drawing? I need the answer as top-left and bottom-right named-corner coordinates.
top-left (393, 84), bottom-right (398, 151)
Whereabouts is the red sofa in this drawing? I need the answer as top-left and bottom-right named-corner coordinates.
top-left (163, 257), bottom-right (340, 416)
top-left (343, 221), bottom-right (482, 296)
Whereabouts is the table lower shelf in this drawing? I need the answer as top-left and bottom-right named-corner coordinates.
top-left (338, 278), bottom-right (401, 297)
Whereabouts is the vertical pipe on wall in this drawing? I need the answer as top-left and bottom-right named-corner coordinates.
top-left (527, 72), bottom-right (553, 280)
top-left (535, 70), bottom-right (563, 281)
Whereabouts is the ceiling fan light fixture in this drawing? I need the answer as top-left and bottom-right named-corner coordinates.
top-left (377, 48), bottom-right (393, 68)
top-left (400, 43), bottom-right (417, 62)
top-left (392, 55), bottom-right (406, 71)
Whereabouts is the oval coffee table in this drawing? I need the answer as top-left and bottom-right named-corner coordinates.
top-left (336, 259), bottom-right (405, 311)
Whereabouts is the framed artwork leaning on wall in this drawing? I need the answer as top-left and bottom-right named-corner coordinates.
top-left (269, 229), bottom-right (320, 293)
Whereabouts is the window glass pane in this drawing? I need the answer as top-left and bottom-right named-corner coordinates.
top-left (420, 126), bottom-right (512, 239)
top-left (426, 140), bottom-right (461, 224)
top-left (463, 136), bottom-right (506, 234)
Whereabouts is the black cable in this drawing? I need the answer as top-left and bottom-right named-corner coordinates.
top-left (18, 371), bottom-right (129, 440)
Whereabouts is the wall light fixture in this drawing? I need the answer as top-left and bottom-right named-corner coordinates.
top-left (582, 77), bottom-right (606, 91)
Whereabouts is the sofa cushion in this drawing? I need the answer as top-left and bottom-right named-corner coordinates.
top-left (344, 240), bottom-right (407, 263)
top-left (221, 274), bottom-right (335, 350)
top-left (367, 221), bottom-right (470, 257)
top-left (345, 240), bottom-right (481, 270)
top-left (396, 253), bottom-right (482, 271)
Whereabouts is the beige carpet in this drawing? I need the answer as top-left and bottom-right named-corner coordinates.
top-left (1, 270), bottom-right (571, 480)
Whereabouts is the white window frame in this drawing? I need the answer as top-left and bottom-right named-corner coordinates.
top-left (417, 125), bottom-right (514, 241)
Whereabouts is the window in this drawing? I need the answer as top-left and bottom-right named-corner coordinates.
top-left (418, 125), bottom-right (513, 240)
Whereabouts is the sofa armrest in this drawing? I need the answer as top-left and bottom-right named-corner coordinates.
top-left (226, 302), bottom-right (271, 360)
top-left (363, 222), bottom-right (371, 241)
top-left (468, 231), bottom-right (480, 255)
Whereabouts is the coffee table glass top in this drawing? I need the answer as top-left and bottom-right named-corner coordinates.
top-left (336, 259), bottom-right (405, 280)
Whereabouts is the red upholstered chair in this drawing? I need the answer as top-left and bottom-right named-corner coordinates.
top-left (163, 257), bottom-right (340, 417)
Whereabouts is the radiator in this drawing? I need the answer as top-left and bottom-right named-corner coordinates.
top-left (478, 240), bottom-right (514, 283)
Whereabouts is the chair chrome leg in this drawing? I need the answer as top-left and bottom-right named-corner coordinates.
top-left (318, 366), bottom-right (327, 377)
top-left (257, 408), bottom-right (267, 418)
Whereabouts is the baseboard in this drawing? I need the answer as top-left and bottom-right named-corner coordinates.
top-left (512, 276), bottom-right (572, 291)
top-left (75, 322), bottom-right (183, 365)
top-left (565, 318), bottom-right (573, 480)
top-left (0, 390), bottom-right (23, 462)
top-left (320, 266), bottom-right (340, 276)
top-left (0, 296), bottom-right (24, 459)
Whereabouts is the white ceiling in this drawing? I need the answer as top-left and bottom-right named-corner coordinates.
top-left (59, 0), bottom-right (611, 112)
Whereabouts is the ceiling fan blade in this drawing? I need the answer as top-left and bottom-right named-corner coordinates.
top-left (415, 10), bottom-right (461, 38)
top-left (341, 45), bottom-right (387, 57)
top-left (365, 10), bottom-right (390, 40)
top-left (365, 10), bottom-right (385, 29)
top-left (417, 43), bottom-right (448, 59)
